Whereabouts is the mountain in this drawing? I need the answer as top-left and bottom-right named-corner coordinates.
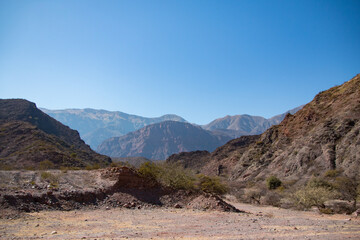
top-left (0, 99), bottom-right (111, 169)
top-left (168, 74), bottom-right (360, 183)
top-left (202, 106), bottom-right (303, 138)
top-left (41, 108), bottom-right (187, 150)
top-left (97, 121), bottom-right (232, 160)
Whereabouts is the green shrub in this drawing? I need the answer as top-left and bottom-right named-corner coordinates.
top-left (266, 176), bottom-right (282, 190)
top-left (197, 174), bottom-right (228, 195)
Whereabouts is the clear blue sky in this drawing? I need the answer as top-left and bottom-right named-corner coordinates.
top-left (0, 0), bottom-right (359, 124)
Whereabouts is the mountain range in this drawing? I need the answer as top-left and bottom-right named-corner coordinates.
top-left (41, 108), bottom-right (187, 150)
top-left (0, 99), bottom-right (111, 169)
top-left (202, 106), bottom-right (303, 138)
top-left (97, 121), bottom-right (232, 160)
top-left (43, 106), bottom-right (302, 151)
top-left (167, 74), bottom-right (360, 184)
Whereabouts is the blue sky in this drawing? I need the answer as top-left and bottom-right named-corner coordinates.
top-left (0, 0), bottom-right (359, 124)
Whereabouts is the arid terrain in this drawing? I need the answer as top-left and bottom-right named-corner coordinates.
top-left (1, 199), bottom-right (359, 240)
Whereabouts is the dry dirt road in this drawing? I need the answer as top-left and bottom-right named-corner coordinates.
top-left (1, 201), bottom-right (359, 240)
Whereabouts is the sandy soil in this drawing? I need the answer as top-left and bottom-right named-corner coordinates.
top-left (1, 201), bottom-right (359, 240)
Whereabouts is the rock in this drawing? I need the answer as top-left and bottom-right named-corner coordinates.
top-left (174, 203), bottom-right (182, 209)
top-left (105, 206), bottom-right (110, 210)
top-left (352, 208), bottom-right (359, 217)
top-left (51, 231), bottom-right (57, 235)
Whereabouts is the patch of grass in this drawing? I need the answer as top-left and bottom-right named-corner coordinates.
top-left (0, 163), bottom-right (13, 171)
top-left (85, 163), bottom-right (101, 170)
top-left (324, 169), bottom-right (341, 178)
top-left (39, 160), bottom-right (55, 170)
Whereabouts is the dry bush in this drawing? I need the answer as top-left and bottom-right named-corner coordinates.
top-left (197, 174), bottom-right (228, 195)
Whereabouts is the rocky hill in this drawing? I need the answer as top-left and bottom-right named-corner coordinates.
top-left (42, 108), bottom-right (187, 150)
top-left (97, 121), bottom-right (232, 160)
top-left (202, 106), bottom-right (303, 138)
top-left (0, 99), bottom-right (111, 169)
top-left (168, 74), bottom-right (360, 184)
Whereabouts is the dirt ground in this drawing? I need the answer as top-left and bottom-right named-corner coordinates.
top-left (1, 200), bottom-right (359, 240)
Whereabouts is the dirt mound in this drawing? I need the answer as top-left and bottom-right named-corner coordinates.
top-left (0, 168), bottom-right (240, 214)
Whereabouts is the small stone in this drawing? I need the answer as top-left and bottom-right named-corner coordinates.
top-left (35, 224), bottom-right (40, 227)
top-left (106, 206), bottom-right (110, 210)
top-left (294, 227), bottom-right (298, 230)
top-left (174, 203), bottom-right (182, 209)
top-left (51, 231), bottom-right (57, 235)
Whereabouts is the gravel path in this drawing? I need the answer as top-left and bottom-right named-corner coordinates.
top-left (1, 202), bottom-right (359, 239)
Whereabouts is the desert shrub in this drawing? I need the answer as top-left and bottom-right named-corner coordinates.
top-left (333, 176), bottom-right (359, 210)
top-left (324, 169), bottom-right (341, 178)
top-left (261, 191), bottom-right (282, 207)
top-left (138, 162), bottom-right (162, 180)
top-left (138, 162), bottom-right (196, 190)
top-left (243, 188), bottom-right (264, 204)
top-left (39, 160), bottom-right (55, 170)
top-left (292, 178), bottom-right (339, 209)
top-left (85, 163), bottom-right (101, 170)
top-left (40, 171), bottom-right (59, 187)
top-left (161, 163), bottom-right (196, 190)
top-left (0, 163), bottom-right (13, 171)
top-left (197, 174), bottom-right (228, 195)
top-left (266, 176), bottom-right (282, 190)
top-left (307, 177), bottom-right (334, 190)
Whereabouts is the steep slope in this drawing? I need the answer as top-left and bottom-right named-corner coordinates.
top-left (42, 108), bottom-right (187, 150)
top-left (170, 74), bottom-right (360, 183)
top-left (97, 121), bottom-right (232, 160)
top-left (0, 99), bottom-right (111, 169)
top-left (203, 106), bottom-right (303, 138)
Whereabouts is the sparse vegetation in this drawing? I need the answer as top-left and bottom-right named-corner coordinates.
top-left (266, 176), bottom-right (282, 190)
top-left (39, 160), bottom-right (55, 170)
top-left (85, 163), bottom-right (101, 170)
top-left (40, 171), bottom-right (59, 188)
top-left (138, 162), bottom-right (228, 194)
top-left (197, 174), bottom-right (228, 195)
top-left (292, 177), bottom-right (338, 210)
